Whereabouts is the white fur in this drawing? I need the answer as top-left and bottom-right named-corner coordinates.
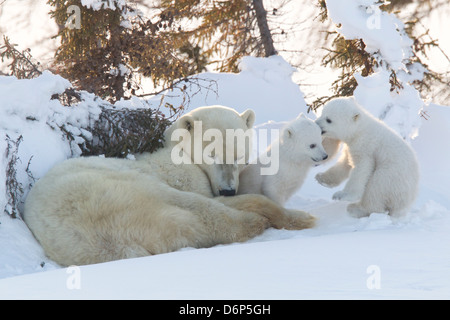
top-left (315, 97), bottom-right (419, 218)
top-left (238, 114), bottom-right (334, 205)
top-left (23, 106), bottom-right (315, 266)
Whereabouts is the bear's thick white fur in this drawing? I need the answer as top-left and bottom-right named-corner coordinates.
top-left (238, 114), bottom-right (335, 205)
top-left (315, 97), bottom-right (419, 218)
top-left (23, 106), bottom-right (315, 266)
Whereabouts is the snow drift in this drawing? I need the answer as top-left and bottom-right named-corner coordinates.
top-left (1, 0), bottom-right (449, 298)
top-left (0, 55), bottom-right (449, 299)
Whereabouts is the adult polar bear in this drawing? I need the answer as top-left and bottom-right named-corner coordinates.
top-left (315, 97), bottom-right (419, 218)
top-left (24, 106), bottom-right (315, 266)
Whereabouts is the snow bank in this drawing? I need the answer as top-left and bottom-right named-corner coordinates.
top-left (0, 71), bottom-right (106, 277)
top-left (0, 72), bottom-right (102, 198)
top-left (1, 54), bottom-right (450, 299)
top-left (149, 55), bottom-right (309, 124)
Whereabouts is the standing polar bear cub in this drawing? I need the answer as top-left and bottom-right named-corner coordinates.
top-left (24, 105), bottom-right (315, 266)
top-left (315, 97), bottom-right (419, 218)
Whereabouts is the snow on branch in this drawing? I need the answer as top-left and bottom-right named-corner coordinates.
top-left (1, 72), bottom-right (171, 219)
top-left (326, 0), bottom-right (413, 70)
top-left (317, 0), bottom-right (431, 141)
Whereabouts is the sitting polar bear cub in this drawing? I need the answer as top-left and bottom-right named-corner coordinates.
top-left (24, 105), bottom-right (315, 266)
top-left (238, 113), bottom-right (331, 205)
top-left (315, 97), bottom-right (419, 218)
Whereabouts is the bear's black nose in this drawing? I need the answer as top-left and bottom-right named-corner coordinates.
top-left (219, 189), bottom-right (236, 197)
top-left (322, 154), bottom-right (328, 160)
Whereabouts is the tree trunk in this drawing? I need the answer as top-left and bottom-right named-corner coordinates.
top-left (252, 0), bottom-right (277, 57)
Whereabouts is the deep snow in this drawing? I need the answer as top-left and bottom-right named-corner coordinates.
top-left (0, 63), bottom-right (449, 299)
top-left (1, 0), bottom-right (450, 300)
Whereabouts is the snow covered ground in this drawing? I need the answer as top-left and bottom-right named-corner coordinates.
top-left (1, 0), bottom-right (450, 300)
top-left (0, 58), bottom-right (449, 299)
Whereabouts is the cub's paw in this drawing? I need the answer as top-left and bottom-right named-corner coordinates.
top-left (332, 190), bottom-right (360, 202)
top-left (315, 172), bottom-right (339, 188)
top-left (347, 203), bottom-right (370, 218)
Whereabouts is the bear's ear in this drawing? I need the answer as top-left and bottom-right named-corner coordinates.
top-left (284, 127), bottom-right (294, 139)
top-left (181, 115), bottom-right (195, 132)
top-left (240, 109), bottom-right (256, 129)
top-left (297, 113), bottom-right (306, 119)
top-left (163, 114), bottom-right (194, 144)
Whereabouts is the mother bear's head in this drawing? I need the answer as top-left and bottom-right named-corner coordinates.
top-left (164, 105), bottom-right (255, 197)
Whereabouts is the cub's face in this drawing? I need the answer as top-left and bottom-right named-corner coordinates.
top-left (282, 115), bottom-right (328, 164)
top-left (165, 106), bottom-right (255, 196)
top-left (315, 98), bottom-right (361, 141)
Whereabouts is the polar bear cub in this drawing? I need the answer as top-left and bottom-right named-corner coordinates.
top-left (238, 113), bottom-right (330, 205)
top-left (315, 97), bottom-right (419, 218)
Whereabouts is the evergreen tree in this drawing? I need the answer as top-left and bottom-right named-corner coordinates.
top-left (156, 0), bottom-right (277, 72)
top-left (0, 36), bottom-right (42, 79)
top-left (312, 0), bottom-right (449, 110)
top-left (48, 0), bottom-right (190, 103)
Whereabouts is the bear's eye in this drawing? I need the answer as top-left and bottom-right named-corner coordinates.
top-left (326, 118), bottom-right (332, 124)
top-left (310, 144), bottom-right (316, 149)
